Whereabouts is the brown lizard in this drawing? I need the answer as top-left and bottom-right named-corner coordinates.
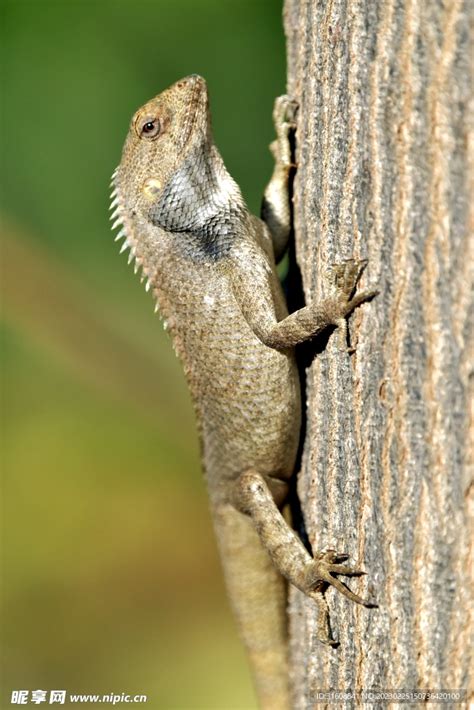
top-left (110, 74), bottom-right (376, 709)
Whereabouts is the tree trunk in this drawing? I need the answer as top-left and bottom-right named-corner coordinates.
top-left (283, 0), bottom-right (472, 705)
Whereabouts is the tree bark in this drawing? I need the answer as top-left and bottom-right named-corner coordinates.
top-left (283, 0), bottom-right (472, 705)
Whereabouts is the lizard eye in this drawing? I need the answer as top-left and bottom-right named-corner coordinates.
top-left (140, 118), bottom-right (161, 138)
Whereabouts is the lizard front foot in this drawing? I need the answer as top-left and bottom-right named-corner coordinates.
top-left (269, 95), bottom-right (298, 169)
top-left (329, 258), bottom-right (378, 311)
top-left (325, 258), bottom-right (378, 350)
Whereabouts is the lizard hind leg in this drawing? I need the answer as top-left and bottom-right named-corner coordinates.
top-left (233, 469), bottom-right (375, 646)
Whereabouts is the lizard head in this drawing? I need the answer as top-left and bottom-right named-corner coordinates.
top-left (117, 73), bottom-right (211, 201)
top-left (110, 74), bottom-right (244, 270)
top-left (111, 74), bottom-right (211, 232)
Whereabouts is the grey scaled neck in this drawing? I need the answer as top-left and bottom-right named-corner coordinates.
top-left (150, 141), bottom-right (246, 261)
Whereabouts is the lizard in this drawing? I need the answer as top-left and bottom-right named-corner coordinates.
top-left (110, 74), bottom-right (376, 709)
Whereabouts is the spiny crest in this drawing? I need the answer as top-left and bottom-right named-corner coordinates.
top-left (109, 167), bottom-right (157, 312)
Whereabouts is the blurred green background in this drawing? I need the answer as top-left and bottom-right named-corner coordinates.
top-left (1, 1), bottom-right (286, 708)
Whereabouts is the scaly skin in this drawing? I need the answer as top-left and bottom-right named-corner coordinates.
top-left (111, 75), bottom-right (376, 709)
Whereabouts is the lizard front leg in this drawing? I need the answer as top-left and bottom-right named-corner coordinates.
top-left (261, 95), bottom-right (298, 262)
top-left (232, 256), bottom-right (377, 351)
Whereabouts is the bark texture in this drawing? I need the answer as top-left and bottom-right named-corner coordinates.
top-left (284, 0), bottom-right (472, 705)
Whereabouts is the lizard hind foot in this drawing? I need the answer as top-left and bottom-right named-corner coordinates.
top-left (303, 549), bottom-right (376, 608)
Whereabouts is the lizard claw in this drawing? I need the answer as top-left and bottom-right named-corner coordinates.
top-left (328, 564), bottom-right (366, 576)
top-left (330, 258), bottom-right (368, 298)
top-left (273, 95), bottom-right (298, 127)
top-left (301, 550), bottom-right (377, 647)
top-left (315, 549), bottom-right (349, 563)
top-left (270, 95), bottom-right (298, 169)
top-left (321, 259), bottom-right (378, 351)
top-left (303, 549), bottom-right (376, 608)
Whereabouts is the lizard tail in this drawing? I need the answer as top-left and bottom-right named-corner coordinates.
top-left (213, 504), bottom-right (290, 710)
